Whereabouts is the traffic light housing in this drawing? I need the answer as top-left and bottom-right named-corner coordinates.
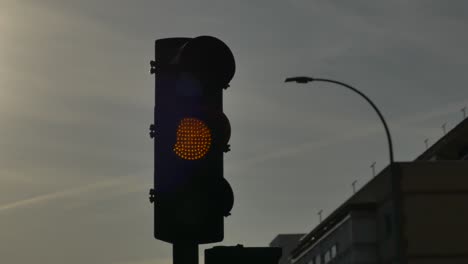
top-left (150, 36), bottom-right (235, 244)
top-left (205, 245), bottom-right (282, 264)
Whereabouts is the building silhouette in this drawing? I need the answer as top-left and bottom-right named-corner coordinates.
top-left (271, 118), bottom-right (468, 264)
top-left (270, 234), bottom-right (306, 264)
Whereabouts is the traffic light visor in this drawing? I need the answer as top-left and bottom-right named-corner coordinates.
top-left (173, 118), bottom-right (212, 160)
top-left (178, 36), bottom-right (235, 89)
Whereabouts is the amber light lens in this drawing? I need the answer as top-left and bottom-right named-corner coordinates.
top-left (173, 118), bottom-right (212, 160)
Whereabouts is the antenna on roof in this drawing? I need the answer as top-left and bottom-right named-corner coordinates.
top-left (424, 138), bottom-right (429, 150)
top-left (442, 123), bottom-right (447, 135)
top-left (462, 107), bottom-right (466, 120)
top-left (318, 210), bottom-right (323, 223)
top-left (370, 161), bottom-right (376, 177)
top-left (352, 180), bottom-right (357, 194)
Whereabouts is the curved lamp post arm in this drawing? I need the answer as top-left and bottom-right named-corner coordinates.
top-left (285, 77), bottom-right (394, 165)
top-left (285, 76), bottom-right (399, 262)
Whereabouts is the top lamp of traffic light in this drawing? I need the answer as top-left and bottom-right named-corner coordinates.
top-left (177, 36), bottom-right (235, 90)
top-left (173, 117), bottom-right (212, 160)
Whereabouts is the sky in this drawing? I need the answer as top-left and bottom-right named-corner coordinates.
top-left (1, 1), bottom-right (468, 263)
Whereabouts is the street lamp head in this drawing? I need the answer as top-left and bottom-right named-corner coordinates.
top-left (284, 76), bottom-right (315, 83)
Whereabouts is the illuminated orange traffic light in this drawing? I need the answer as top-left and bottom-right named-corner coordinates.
top-left (151, 36), bottom-right (235, 244)
top-left (174, 118), bottom-right (212, 160)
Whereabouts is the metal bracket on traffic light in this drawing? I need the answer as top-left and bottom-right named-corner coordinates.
top-left (149, 188), bottom-right (156, 203)
top-left (149, 124), bottom-right (156, 139)
top-left (150, 60), bottom-right (157, 75)
top-left (223, 144), bottom-right (231, 153)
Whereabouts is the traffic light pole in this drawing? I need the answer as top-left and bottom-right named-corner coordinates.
top-left (173, 243), bottom-right (198, 264)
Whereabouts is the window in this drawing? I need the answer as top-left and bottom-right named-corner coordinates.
top-left (331, 244), bottom-right (337, 258)
top-left (324, 250), bottom-right (331, 263)
top-left (315, 254), bottom-right (321, 264)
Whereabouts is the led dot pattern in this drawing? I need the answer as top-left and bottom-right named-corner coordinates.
top-left (173, 118), bottom-right (212, 160)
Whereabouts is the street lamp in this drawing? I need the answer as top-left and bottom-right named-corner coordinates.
top-left (284, 76), bottom-right (394, 165)
top-left (285, 76), bottom-right (402, 263)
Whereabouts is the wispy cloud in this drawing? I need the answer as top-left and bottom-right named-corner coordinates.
top-left (0, 178), bottom-right (127, 213)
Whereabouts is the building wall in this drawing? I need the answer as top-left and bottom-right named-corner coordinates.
top-left (375, 198), bottom-right (397, 264)
top-left (292, 216), bottom-right (352, 264)
top-left (400, 162), bottom-right (468, 263)
top-left (405, 194), bottom-right (468, 256)
top-left (292, 211), bottom-right (381, 264)
top-left (349, 211), bottom-right (378, 264)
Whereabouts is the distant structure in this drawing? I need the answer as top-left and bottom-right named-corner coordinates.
top-left (416, 117), bottom-right (468, 161)
top-left (271, 118), bottom-right (468, 264)
top-left (269, 234), bottom-right (305, 264)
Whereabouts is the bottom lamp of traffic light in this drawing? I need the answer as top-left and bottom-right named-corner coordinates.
top-left (173, 117), bottom-right (212, 160)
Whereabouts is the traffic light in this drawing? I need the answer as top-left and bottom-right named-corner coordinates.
top-left (150, 36), bottom-right (235, 244)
